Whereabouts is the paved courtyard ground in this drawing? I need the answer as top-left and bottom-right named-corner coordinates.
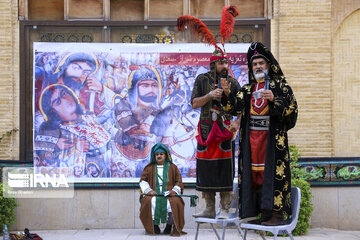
top-left (22, 228), bottom-right (360, 240)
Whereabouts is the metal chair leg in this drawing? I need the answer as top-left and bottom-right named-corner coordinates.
top-left (195, 222), bottom-right (200, 240)
top-left (244, 229), bottom-right (248, 240)
top-left (289, 232), bottom-right (294, 240)
top-left (236, 225), bottom-right (244, 239)
top-left (260, 231), bottom-right (266, 240)
top-left (210, 223), bottom-right (221, 240)
top-left (221, 226), bottom-right (226, 240)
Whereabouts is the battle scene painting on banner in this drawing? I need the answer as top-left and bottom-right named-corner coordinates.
top-left (33, 43), bottom-right (249, 182)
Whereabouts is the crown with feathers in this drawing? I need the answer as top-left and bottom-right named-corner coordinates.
top-left (177, 6), bottom-right (239, 63)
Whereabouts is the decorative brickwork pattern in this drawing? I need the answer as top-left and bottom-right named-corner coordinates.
top-left (332, 9), bottom-right (360, 156)
top-left (0, 0), bottom-right (19, 160)
top-left (272, 0), bottom-right (333, 157)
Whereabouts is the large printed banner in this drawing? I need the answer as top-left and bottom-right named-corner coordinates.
top-left (33, 43), bottom-right (250, 182)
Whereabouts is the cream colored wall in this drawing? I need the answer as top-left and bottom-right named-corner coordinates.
top-left (332, 9), bottom-right (360, 156)
top-left (332, 0), bottom-right (360, 32)
top-left (311, 187), bottom-right (360, 230)
top-left (272, 0), bottom-right (333, 157)
top-left (12, 188), bottom-right (199, 231)
top-left (12, 187), bottom-right (360, 231)
top-left (272, 0), bottom-right (360, 157)
top-left (0, 0), bottom-right (19, 160)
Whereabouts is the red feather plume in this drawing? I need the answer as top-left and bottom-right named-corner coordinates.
top-left (177, 15), bottom-right (219, 49)
top-left (220, 5), bottom-right (239, 46)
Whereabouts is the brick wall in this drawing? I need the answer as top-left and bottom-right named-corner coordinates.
top-left (272, 0), bottom-right (333, 157)
top-left (332, 8), bottom-right (360, 156)
top-left (0, 0), bottom-right (19, 160)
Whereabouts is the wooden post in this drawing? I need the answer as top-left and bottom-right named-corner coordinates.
top-left (64, 0), bottom-right (69, 20)
top-left (104, 0), bottom-right (110, 20)
top-left (144, 0), bottom-right (150, 20)
top-left (18, 0), bottom-right (28, 20)
top-left (265, 0), bottom-right (273, 19)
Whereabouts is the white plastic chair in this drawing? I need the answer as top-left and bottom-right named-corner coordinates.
top-left (240, 187), bottom-right (301, 240)
top-left (194, 183), bottom-right (244, 240)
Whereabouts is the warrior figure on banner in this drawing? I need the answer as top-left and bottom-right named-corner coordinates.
top-left (33, 52), bottom-right (118, 177)
top-left (34, 84), bottom-right (111, 178)
top-left (113, 64), bottom-right (164, 177)
top-left (103, 55), bottom-right (130, 94)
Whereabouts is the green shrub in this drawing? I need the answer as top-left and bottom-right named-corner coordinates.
top-left (291, 178), bottom-right (313, 235)
top-left (289, 145), bottom-right (313, 236)
top-left (0, 128), bottom-right (19, 233)
top-left (0, 183), bottom-right (17, 234)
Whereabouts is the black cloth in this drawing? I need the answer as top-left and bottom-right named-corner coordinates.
top-left (191, 71), bottom-right (240, 192)
top-left (222, 42), bottom-right (298, 217)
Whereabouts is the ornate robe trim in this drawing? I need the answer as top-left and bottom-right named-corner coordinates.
top-left (116, 110), bottom-right (132, 121)
top-left (35, 135), bottom-right (58, 144)
top-left (34, 147), bottom-right (54, 151)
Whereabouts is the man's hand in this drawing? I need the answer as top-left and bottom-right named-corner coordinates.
top-left (56, 138), bottom-right (74, 150)
top-left (87, 75), bottom-right (103, 92)
top-left (169, 190), bottom-right (177, 196)
top-left (192, 86), bottom-right (223, 109)
top-left (229, 121), bottom-right (240, 133)
top-left (220, 78), bottom-right (231, 96)
top-left (210, 88), bottom-right (224, 98)
top-left (148, 190), bottom-right (157, 196)
top-left (260, 90), bottom-right (274, 102)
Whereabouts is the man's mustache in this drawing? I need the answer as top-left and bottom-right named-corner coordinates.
top-left (62, 76), bottom-right (83, 90)
top-left (219, 68), bottom-right (228, 77)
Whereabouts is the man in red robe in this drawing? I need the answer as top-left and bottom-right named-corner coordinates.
top-left (191, 49), bottom-right (241, 219)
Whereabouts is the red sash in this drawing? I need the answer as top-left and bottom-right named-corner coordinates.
top-left (196, 120), bottom-right (233, 146)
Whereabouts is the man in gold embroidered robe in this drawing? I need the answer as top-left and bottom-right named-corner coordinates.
top-left (222, 42), bottom-right (298, 225)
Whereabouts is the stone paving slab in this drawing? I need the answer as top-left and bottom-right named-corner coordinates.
top-left (18, 228), bottom-right (360, 240)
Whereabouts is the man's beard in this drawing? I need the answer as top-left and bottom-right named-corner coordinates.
top-left (156, 157), bottom-right (165, 165)
top-left (62, 75), bottom-right (83, 90)
top-left (254, 69), bottom-right (269, 81)
top-left (139, 94), bottom-right (157, 103)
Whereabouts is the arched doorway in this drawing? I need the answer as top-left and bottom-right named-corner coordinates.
top-left (332, 9), bottom-right (360, 156)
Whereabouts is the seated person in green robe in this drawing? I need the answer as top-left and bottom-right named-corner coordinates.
top-left (139, 143), bottom-right (186, 236)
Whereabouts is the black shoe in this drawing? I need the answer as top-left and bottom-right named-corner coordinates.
top-left (261, 214), bottom-right (285, 226)
top-left (163, 224), bottom-right (172, 234)
top-left (248, 211), bottom-right (272, 225)
top-left (247, 218), bottom-right (263, 225)
top-left (154, 225), bottom-right (160, 234)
